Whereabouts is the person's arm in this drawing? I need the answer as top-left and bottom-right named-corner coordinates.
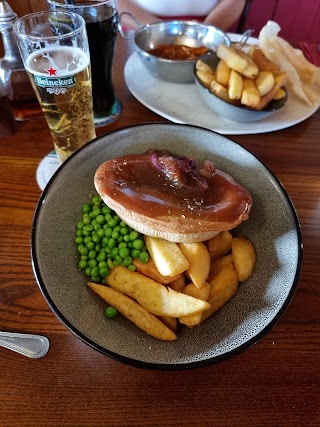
top-left (203, 0), bottom-right (246, 31)
top-left (117, 0), bottom-right (160, 28)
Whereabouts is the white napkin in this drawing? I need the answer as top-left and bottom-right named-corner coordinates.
top-left (259, 21), bottom-right (320, 107)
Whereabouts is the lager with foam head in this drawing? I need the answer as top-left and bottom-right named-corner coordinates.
top-left (26, 47), bottom-right (95, 162)
top-left (14, 12), bottom-right (96, 163)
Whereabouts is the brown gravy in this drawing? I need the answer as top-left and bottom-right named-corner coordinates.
top-left (95, 150), bottom-right (252, 224)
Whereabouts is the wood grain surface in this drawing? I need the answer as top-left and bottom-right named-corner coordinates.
top-left (0, 37), bottom-right (319, 427)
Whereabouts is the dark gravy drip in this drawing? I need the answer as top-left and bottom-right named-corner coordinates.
top-left (95, 150), bottom-right (252, 222)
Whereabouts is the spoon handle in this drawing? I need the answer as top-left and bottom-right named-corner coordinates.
top-left (0, 331), bottom-right (50, 359)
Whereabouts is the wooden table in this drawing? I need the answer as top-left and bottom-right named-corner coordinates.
top-left (1, 37), bottom-right (319, 427)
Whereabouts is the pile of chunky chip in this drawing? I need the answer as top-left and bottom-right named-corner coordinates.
top-left (88, 231), bottom-right (256, 340)
top-left (196, 43), bottom-right (287, 110)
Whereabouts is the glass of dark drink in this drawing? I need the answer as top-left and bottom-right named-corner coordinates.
top-left (47, 0), bottom-right (122, 127)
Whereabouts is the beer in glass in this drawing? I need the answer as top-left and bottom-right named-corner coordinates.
top-left (14, 11), bottom-right (96, 163)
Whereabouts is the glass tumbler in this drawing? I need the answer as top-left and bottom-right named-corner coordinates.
top-left (14, 11), bottom-right (96, 163)
top-left (48, 0), bottom-right (122, 127)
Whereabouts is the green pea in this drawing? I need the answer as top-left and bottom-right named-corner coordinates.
top-left (82, 203), bottom-right (91, 214)
top-left (95, 244), bottom-right (102, 252)
top-left (107, 217), bottom-right (118, 228)
top-left (119, 226), bottom-right (128, 236)
top-left (92, 234), bottom-right (101, 244)
top-left (108, 238), bottom-right (116, 249)
top-left (83, 224), bottom-right (93, 232)
top-left (88, 259), bottom-right (97, 267)
top-left (105, 306), bottom-right (118, 319)
top-left (96, 215), bottom-right (105, 225)
top-left (98, 261), bottom-right (108, 268)
top-left (99, 267), bottom-right (109, 277)
top-left (88, 250), bottom-right (97, 259)
top-left (91, 275), bottom-right (101, 283)
top-left (101, 237), bottom-right (109, 247)
top-left (110, 247), bottom-right (119, 258)
top-left (122, 257), bottom-right (132, 267)
top-left (131, 248), bottom-right (141, 259)
top-left (111, 230), bottom-right (119, 239)
top-left (127, 265), bottom-right (136, 272)
top-left (93, 223), bottom-right (102, 231)
top-left (92, 195), bottom-right (101, 204)
top-left (91, 266), bottom-right (99, 277)
top-left (102, 206), bottom-right (111, 215)
top-left (78, 259), bottom-right (87, 270)
top-left (114, 254), bottom-right (123, 264)
top-left (97, 252), bottom-right (107, 262)
top-left (80, 247), bottom-right (89, 256)
top-left (86, 241), bottom-right (95, 251)
top-left (75, 236), bottom-right (83, 244)
top-left (82, 216), bottom-right (91, 225)
top-left (129, 230), bottom-right (139, 241)
top-left (139, 251), bottom-right (149, 263)
top-left (77, 221), bottom-right (84, 229)
top-left (133, 239), bottom-right (144, 250)
top-left (96, 228), bottom-right (105, 239)
top-left (119, 247), bottom-right (130, 259)
top-left (104, 227), bottom-right (112, 237)
top-left (92, 208), bottom-right (101, 218)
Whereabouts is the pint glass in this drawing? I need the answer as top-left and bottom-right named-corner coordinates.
top-left (14, 11), bottom-right (96, 163)
top-left (48, 0), bottom-right (122, 127)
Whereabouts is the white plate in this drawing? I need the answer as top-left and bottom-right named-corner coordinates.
top-left (36, 151), bottom-right (60, 191)
top-left (124, 34), bottom-right (320, 135)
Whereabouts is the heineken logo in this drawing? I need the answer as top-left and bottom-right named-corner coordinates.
top-left (34, 75), bottom-right (76, 88)
top-left (33, 74), bottom-right (76, 95)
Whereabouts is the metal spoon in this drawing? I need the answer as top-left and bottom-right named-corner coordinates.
top-left (233, 29), bottom-right (254, 49)
top-left (0, 331), bottom-right (49, 359)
